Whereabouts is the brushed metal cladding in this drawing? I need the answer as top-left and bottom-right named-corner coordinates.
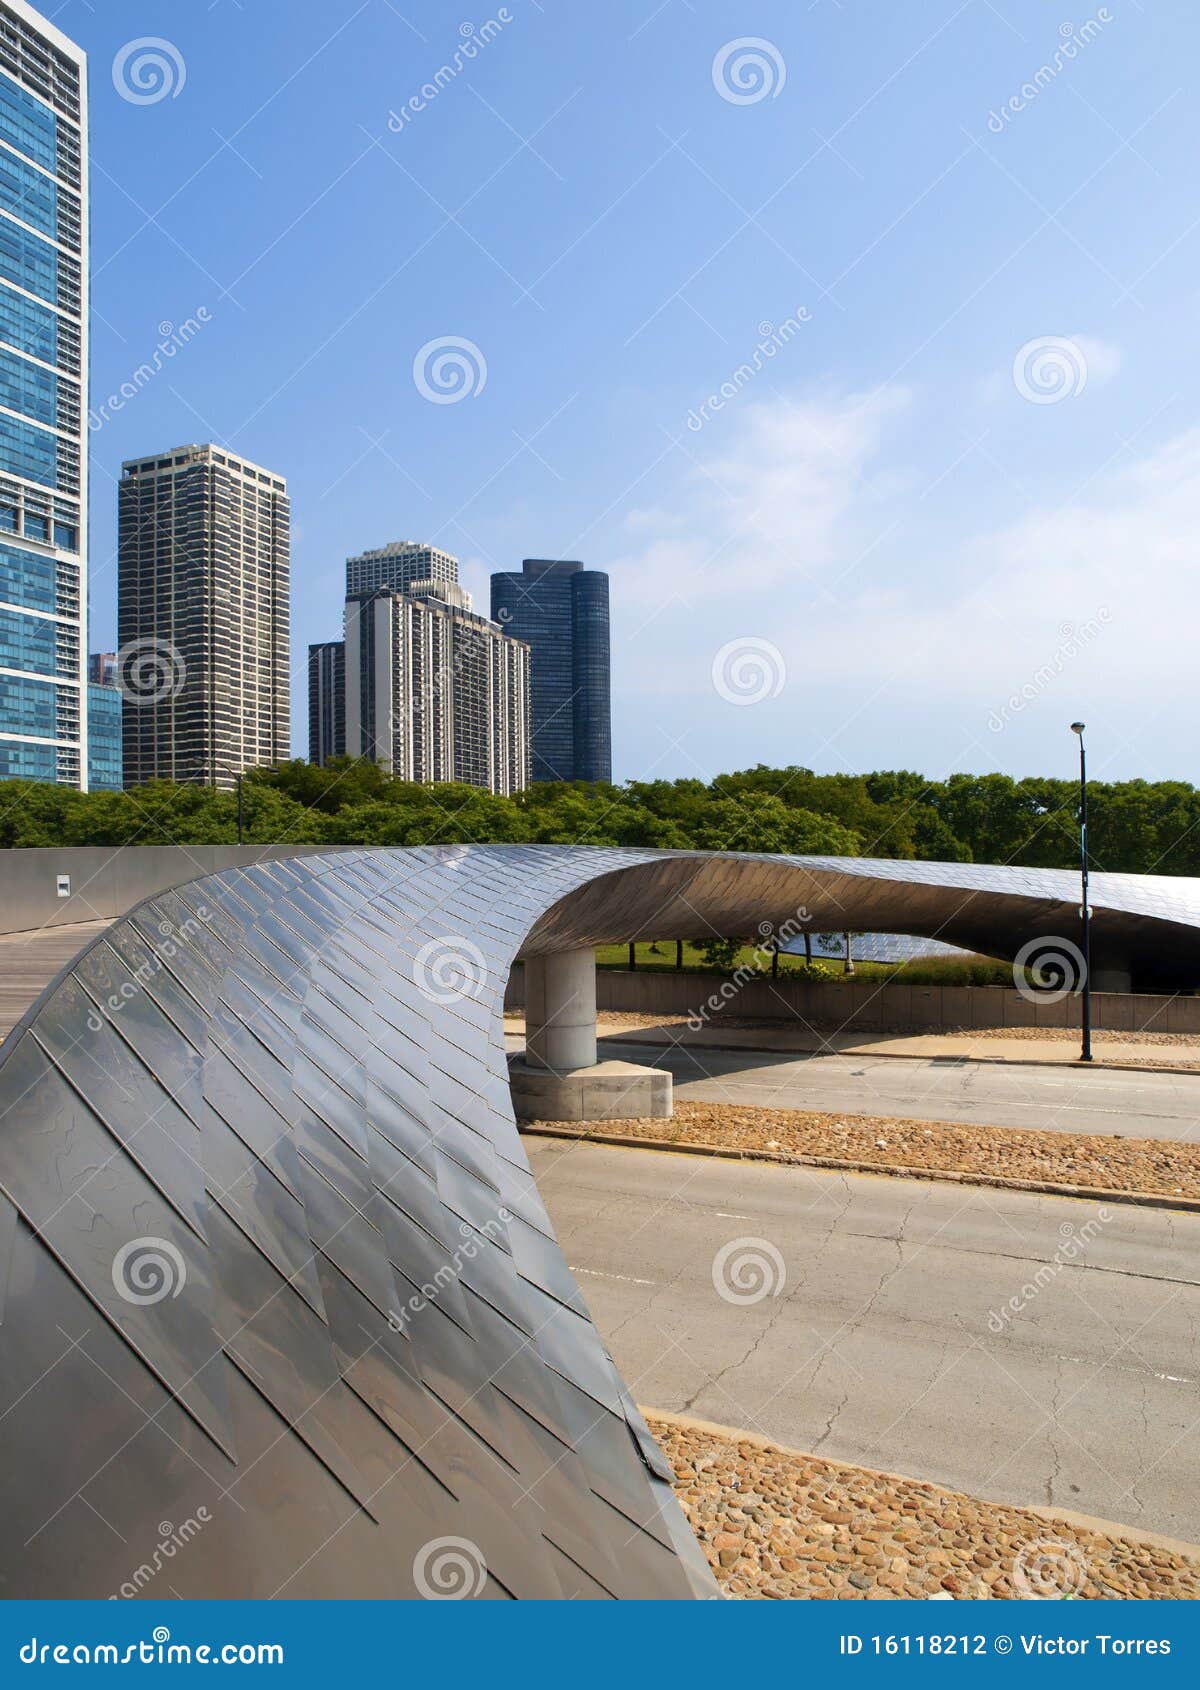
top-left (519, 851), bottom-right (1200, 988)
top-left (1, 843), bottom-right (1197, 1601)
top-left (0, 846), bottom-right (719, 1600)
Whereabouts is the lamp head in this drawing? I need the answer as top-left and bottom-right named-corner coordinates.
top-left (1070, 721), bottom-right (1085, 736)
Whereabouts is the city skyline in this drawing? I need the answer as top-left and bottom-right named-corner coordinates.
top-left (66, 0), bottom-right (1200, 790)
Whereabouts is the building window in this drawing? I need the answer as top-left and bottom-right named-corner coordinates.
top-left (0, 69), bottom-right (57, 174)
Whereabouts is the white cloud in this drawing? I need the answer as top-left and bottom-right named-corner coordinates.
top-left (615, 387), bottom-right (909, 613)
top-left (1069, 334), bottom-right (1123, 385)
top-left (613, 386), bottom-right (1197, 757)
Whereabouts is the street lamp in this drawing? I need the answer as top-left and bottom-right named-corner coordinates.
top-left (179, 761), bottom-right (245, 845)
top-left (1070, 722), bottom-right (1092, 1063)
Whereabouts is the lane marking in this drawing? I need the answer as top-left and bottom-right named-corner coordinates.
top-left (570, 1266), bottom-right (657, 1287)
top-left (1057, 1351), bottom-right (1195, 1387)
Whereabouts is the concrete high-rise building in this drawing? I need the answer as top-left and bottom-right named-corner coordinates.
top-left (118, 444), bottom-right (290, 790)
top-left (490, 559), bottom-right (611, 783)
top-left (308, 638), bottom-right (344, 766)
top-left (345, 573), bottom-right (529, 795)
top-left (0, 3), bottom-right (88, 787)
top-left (87, 651), bottom-right (115, 687)
top-left (345, 539), bottom-right (457, 599)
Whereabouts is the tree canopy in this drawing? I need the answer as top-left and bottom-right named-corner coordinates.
top-left (0, 759), bottom-right (1193, 876)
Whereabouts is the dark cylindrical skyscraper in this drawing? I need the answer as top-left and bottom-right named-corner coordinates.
top-left (570, 569), bottom-right (610, 783)
top-left (490, 559), bottom-right (611, 783)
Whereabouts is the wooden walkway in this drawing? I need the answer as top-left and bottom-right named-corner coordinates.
top-left (0, 920), bottom-right (111, 1040)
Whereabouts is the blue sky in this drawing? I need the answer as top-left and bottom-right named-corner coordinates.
top-left (57, 0), bottom-right (1199, 786)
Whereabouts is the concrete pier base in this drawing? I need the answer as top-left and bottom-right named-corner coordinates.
top-left (518, 945), bottom-right (673, 1121)
top-left (509, 1058), bottom-right (672, 1123)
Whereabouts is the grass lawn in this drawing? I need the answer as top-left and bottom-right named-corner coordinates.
top-left (594, 941), bottom-right (1013, 989)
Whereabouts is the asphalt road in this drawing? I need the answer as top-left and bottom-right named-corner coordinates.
top-left (529, 1135), bottom-right (1200, 1543)
top-left (593, 1037), bottom-right (1200, 1141)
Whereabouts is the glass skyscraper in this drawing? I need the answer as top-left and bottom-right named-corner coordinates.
top-left (86, 680), bottom-right (121, 791)
top-left (0, 3), bottom-right (87, 787)
top-left (307, 639), bottom-right (345, 766)
top-left (490, 559), bottom-right (611, 783)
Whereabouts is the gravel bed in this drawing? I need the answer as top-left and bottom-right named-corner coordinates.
top-left (940, 1025), bottom-right (1200, 1048)
top-left (650, 1416), bottom-right (1200, 1600)
top-left (526, 1099), bottom-right (1200, 1200)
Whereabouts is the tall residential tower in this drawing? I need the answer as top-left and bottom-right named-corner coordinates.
top-left (490, 559), bottom-right (611, 783)
top-left (118, 444), bottom-right (290, 789)
top-left (342, 545), bottom-right (530, 795)
top-left (0, 2), bottom-right (87, 786)
top-left (345, 539), bottom-right (457, 599)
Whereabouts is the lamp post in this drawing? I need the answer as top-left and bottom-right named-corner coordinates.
top-left (1070, 722), bottom-right (1092, 1063)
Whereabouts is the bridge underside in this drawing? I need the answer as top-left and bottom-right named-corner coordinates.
top-left (521, 854), bottom-right (1200, 992)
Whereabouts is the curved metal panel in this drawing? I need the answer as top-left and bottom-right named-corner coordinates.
top-left (0, 846), bottom-right (716, 1600)
top-left (0, 843), bottom-right (1196, 1600)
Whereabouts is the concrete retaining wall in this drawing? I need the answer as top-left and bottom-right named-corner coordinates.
top-left (0, 845), bottom-right (322, 934)
top-left (505, 963), bottom-right (1200, 1036)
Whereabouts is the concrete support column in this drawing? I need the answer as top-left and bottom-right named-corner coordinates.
top-left (512, 945), bottom-right (671, 1122)
top-left (524, 947), bottom-right (597, 1071)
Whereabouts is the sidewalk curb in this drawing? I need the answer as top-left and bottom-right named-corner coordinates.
top-left (644, 1408), bottom-right (1200, 1564)
top-left (597, 1031), bottom-right (1200, 1080)
top-left (520, 1122), bottom-right (1200, 1214)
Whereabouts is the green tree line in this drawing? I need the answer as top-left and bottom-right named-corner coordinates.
top-left (0, 760), bottom-right (1194, 876)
